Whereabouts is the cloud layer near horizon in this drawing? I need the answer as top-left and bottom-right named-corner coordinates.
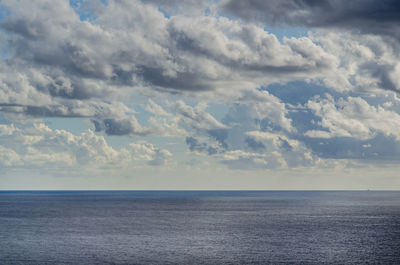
top-left (1, 0), bottom-right (400, 178)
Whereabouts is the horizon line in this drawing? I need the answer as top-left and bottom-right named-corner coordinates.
top-left (1, 189), bottom-right (399, 192)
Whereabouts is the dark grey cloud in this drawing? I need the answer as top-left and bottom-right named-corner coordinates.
top-left (278, 137), bottom-right (294, 152)
top-left (139, 66), bottom-right (213, 92)
top-left (207, 129), bottom-right (228, 149)
top-left (25, 105), bottom-right (90, 118)
top-left (92, 117), bottom-right (149, 136)
top-left (185, 136), bottom-right (219, 155)
top-left (362, 63), bottom-right (399, 93)
top-left (1, 18), bottom-right (47, 39)
top-left (245, 137), bottom-right (266, 152)
top-left (221, 0), bottom-right (400, 37)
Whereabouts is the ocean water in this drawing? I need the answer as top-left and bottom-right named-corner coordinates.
top-left (0, 191), bottom-right (399, 265)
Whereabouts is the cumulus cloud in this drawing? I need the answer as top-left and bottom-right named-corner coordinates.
top-left (174, 100), bottom-right (226, 131)
top-left (305, 95), bottom-right (400, 140)
top-left (92, 117), bottom-right (149, 136)
top-left (0, 62), bottom-right (148, 135)
top-left (178, 98), bottom-right (316, 169)
top-left (185, 136), bottom-right (221, 155)
top-left (221, 0), bottom-right (400, 94)
top-left (0, 0), bottom-right (338, 140)
top-left (219, 150), bottom-right (284, 170)
top-left (129, 141), bottom-right (172, 166)
top-left (1, 0), bottom-right (400, 174)
top-left (309, 31), bottom-right (400, 93)
top-left (218, 147), bottom-right (314, 170)
top-left (0, 123), bottom-right (172, 169)
top-left (0, 0), bottom-right (335, 95)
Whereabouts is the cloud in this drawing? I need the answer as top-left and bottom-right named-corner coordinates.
top-left (1, 0), bottom-right (400, 174)
top-left (288, 93), bottom-right (400, 162)
top-left (0, 0), bottom-right (337, 142)
top-left (129, 141), bottom-right (172, 166)
top-left (145, 99), bottom-right (173, 117)
top-left (305, 95), bottom-right (400, 140)
top-left (221, 0), bottom-right (400, 37)
top-left (245, 137), bottom-right (266, 152)
top-left (92, 117), bottom-right (149, 136)
top-left (0, 0), bottom-right (336, 94)
top-left (219, 150), bottom-right (286, 170)
top-left (0, 123), bottom-right (172, 170)
top-left (0, 145), bottom-right (20, 166)
top-left (220, 1), bottom-right (400, 94)
top-left (246, 131), bottom-right (299, 150)
top-left (310, 31), bottom-right (400, 93)
top-left (0, 62), bottom-right (149, 135)
top-left (185, 136), bottom-right (220, 155)
top-left (174, 100), bottom-right (226, 130)
top-left (237, 89), bottom-right (294, 132)
top-left (178, 98), bottom-right (317, 169)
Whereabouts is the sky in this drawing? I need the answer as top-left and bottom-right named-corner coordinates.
top-left (1, 0), bottom-right (400, 190)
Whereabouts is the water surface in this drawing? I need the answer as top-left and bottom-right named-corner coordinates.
top-left (0, 191), bottom-right (399, 264)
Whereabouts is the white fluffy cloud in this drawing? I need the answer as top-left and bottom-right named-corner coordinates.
top-left (310, 31), bottom-right (400, 93)
top-left (305, 95), bottom-right (400, 140)
top-left (1, 0), bottom-right (400, 176)
top-left (0, 123), bottom-right (172, 170)
top-left (0, 0), bottom-right (336, 123)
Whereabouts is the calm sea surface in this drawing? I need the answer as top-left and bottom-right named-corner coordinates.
top-left (0, 191), bottom-right (399, 264)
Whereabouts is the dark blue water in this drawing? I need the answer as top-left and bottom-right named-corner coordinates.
top-left (0, 191), bottom-right (399, 264)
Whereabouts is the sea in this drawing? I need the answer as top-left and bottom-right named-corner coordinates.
top-left (0, 191), bottom-right (399, 265)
